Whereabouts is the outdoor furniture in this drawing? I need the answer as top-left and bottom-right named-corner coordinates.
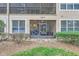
top-left (31, 30), bottom-right (39, 35)
top-left (47, 32), bottom-right (53, 36)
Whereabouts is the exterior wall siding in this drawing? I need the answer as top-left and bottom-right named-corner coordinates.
top-left (57, 4), bottom-right (79, 32)
top-left (1, 3), bottom-right (79, 36)
top-left (58, 3), bottom-right (79, 19)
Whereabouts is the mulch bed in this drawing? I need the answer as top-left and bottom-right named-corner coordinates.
top-left (0, 40), bottom-right (79, 56)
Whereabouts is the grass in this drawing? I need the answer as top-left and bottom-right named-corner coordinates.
top-left (13, 47), bottom-right (79, 56)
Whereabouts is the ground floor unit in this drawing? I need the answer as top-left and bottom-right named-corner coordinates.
top-left (1, 15), bottom-right (79, 38)
top-left (4, 20), bottom-right (57, 38)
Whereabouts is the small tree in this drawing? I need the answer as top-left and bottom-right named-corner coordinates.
top-left (0, 20), bottom-right (5, 34)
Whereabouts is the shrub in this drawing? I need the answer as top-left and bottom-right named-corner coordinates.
top-left (13, 47), bottom-right (78, 56)
top-left (56, 32), bottom-right (79, 45)
top-left (0, 20), bottom-right (5, 32)
top-left (0, 20), bottom-right (5, 41)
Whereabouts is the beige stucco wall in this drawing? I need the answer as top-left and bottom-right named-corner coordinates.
top-left (59, 11), bottom-right (79, 19)
top-left (9, 14), bottom-right (57, 20)
top-left (57, 4), bottom-right (79, 19)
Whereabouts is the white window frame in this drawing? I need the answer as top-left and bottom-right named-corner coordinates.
top-left (12, 20), bottom-right (25, 33)
top-left (19, 20), bottom-right (25, 33)
top-left (12, 20), bottom-right (19, 33)
top-left (60, 20), bottom-right (67, 32)
top-left (59, 3), bottom-right (79, 11)
top-left (60, 19), bottom-right (79, 32)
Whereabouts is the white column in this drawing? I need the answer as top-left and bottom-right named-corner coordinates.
top-left (7, 3), bottom-right (10, 36)
top-left (56, 20), bottom-right (61, 32)
top-left (25, 20), bottom-right (30, 34)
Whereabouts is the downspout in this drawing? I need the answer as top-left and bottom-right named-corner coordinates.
top-left (7, 3), bottom-right (9, 39)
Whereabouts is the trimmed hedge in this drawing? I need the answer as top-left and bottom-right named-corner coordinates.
top-left (56, 32), bottom-right (79, 46)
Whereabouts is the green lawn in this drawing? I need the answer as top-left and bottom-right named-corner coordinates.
top-left (14, 47), bottom-right (78, 56)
